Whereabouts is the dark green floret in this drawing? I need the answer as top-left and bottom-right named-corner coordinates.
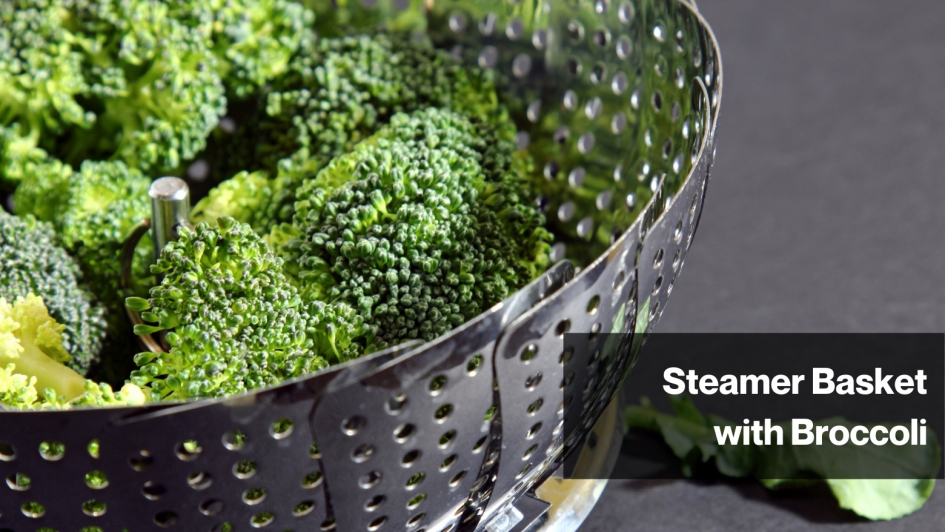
top-left (0, 210), bottom-right (106, 374)
top-left (276, 107), bottom-right (552, 348)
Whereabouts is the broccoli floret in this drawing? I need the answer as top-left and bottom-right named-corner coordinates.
top-left (0, 0), bottom-right (227, 180)
top-left (279, 108), bottom-right (552, 348)
top-left (170, 0), bottom-right (317, 98)
top-left (0, 210), bottom-right (106, 374)
top-left (13, 159), bottom-right (154, 306)
top-left (0, 294), bottom-right (145, 409)
top-left (190, 170), bottom-right (275, 233)
top-left (127, 217), bottom-right (362, 401)
top-left (203, 32), bottom-right (504, 233)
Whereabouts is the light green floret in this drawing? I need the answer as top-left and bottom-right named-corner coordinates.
top-left (128, 217), bottom-right (372, 401)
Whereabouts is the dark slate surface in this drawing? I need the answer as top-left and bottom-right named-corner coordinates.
top-left (580, 0), bottom-right (945, 529)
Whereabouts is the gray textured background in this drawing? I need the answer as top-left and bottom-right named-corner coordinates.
top-left (581, 0), bottom-right (945, 529)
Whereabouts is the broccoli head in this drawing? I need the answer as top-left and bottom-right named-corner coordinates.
top-left (170, 0), bottom-right (317, 98)
top-left (203, 31), bottom-right (505, 234)
top-left (13, 159), bottom-right (154, 305)
top-left (127, 217), bottom-right (375, 401)
top-left (0, 294), bottom-right (145, 409)
top-left (0, 210), bottom-right (106, 374)
top-left (0, 0), bottom-right (227, 180)
top-left (279, 108), bottom-right (552, 347)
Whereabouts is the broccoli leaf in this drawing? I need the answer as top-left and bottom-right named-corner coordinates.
top-left (625, 395), bottom-right (940, 520)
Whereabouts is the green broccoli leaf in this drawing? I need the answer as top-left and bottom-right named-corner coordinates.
top-left (625, 395), bottom-right (940, 520)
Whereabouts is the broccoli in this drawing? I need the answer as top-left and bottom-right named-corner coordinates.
top-left (13, 160), bottom-right (154, 307)
top-left (0, 0), bottom-right (227, 180)
top-left (277, 107), bottom-right (552, 348)
top-left (199, 31), bottom-right (505, 236)
top-left (0, 294), bottom-right (145, 409)
top-left (169, 0), bottom-right (317, 98)
top-left (0, 210), bottom-right (106, 374)
top-left (126, 217), bottom-right (369, 401)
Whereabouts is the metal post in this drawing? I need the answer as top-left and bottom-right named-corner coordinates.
top-left (149, 177), bottom-right (191, 264)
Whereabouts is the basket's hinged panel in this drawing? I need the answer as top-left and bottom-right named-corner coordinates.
top-left (636, 77), bottom-right (713, 339)
top-left (0, 344), bottom-right (408, 531)
top-left (486, 221), bottom-right (640, 524)
top-left (310, 262), bottom-right (573, 532)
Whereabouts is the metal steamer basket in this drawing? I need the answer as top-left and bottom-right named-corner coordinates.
top-left (0, 0), bottom-right (720, 530)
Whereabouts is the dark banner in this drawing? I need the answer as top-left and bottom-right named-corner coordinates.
top-left (562, 333), bottom-right (944, 480)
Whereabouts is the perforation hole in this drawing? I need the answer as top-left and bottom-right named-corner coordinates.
top-left (0, 442), bottom-right (15, 461)
top-left (618, 1), bottom-right (634, 23)
top-left (395, 423), bottom-right (416, 443)
top-left (653, 248), bottom-right (664, 268)
top-left (525, 372), bottom-right (543, 390)
top-left (6, 473), bottom-right (29, 491)
top-left (449, 470), bottom-right (468, 487)
top-left (554, 125), bottom-right (571, 144)
top-left (478, 46), bottom-right (497, 68)
top-left (566, 57), bottom-right (583, 77)
top-left (369, 516), bottom-right (388, 531)
top-left (321, 516), bottom-right (336, 530)
top-left (271, 418), bottom-right (294, 439)
top-left (612, 112), bottom-right (627, 134)
top-left (527, 399), bottom-right (544, 415)
top-left (303, 471), bottom-right (324, 489)
top-left (612, 72), bottom-right (628, 94)
top-left (544, 161), bottom-right (560, 180)
top-left (234, 460), bottom-right (257, 479)
top-left (343, 416), bottom-right (367, 436)
top-left (129, 450), bottom-right (152, 471)
top-left (435, 404), bottom-right (454, 422)
top-left (516, 463), bottom-right (532, 479)
top-left (39, 441), bottom-right (64, 461)
top-left (388, 393), bottom-right (407, 414)
top-left (576, 216), bottom-right (594, 238)
top-left (154, 511), bottom-right (177, 527)
top-left (310, 442), bottom-right (322, 459)
top-left (82, 500), bottom-right (106, 517)
top-left (251, 512), bottom-right (274, 528)
top-left (562, 372), bottom-right (575, 389)
top-left (506, 17), bottom-right (524, 40)
top-left (200, 499), bottom-right (224, 516)
top-left (366, 494), bottom-right (386, 511)
top-left (586, 295), bottom-right (601, 314)
top-left (559, 346), bottom-right (574, 365)
top-left (398, 449), bottom-right (420, 468)
top-left (472, 435), bottom-right (488, 454)
top-left (558, 201), bottom-right (575, 222)
top-left (294, 500), bottom-right (316, 517)
top-left (578, 133), bottom-right (595, 154)
top-left (448, 13), bottom-right (467, 32)
top-left (520, 343), bottom-right (538, 362)
top-left (593, 28), bottom-right (610, 47)
top-left (613, 270), bottom-right (626, 290)
top-left (223, 431), bottom-right (247, 450)
top-left (188, 471), bottom-right (213, 490)
top-left (352, 444), bottom-right (376, 463)
top-left (689, 194), bottom-right (699, 224)
top-left (176, 440), bottom-right (201, 461)
top-left (406, 472), bottom-right (425, 489)
top-left (429, 375), bottom-right (447, 395)
top-left (555, 319), bottom-right (571, 337)
top-left (567, 20), bottom-right (584, 42)
top-left (662, 138), bottom-right (673, 160)
top-left (142, 481), bottom-right (166, 500)
top-left (649, 301), bottom-right (661, 321)
top-left (439, 430), bottom-right (457, 448)
top-left (400, 513), bottom-right (425, 532)
top-left (20, 501), bottom-right (44, 518)
top-left (673, 249), bottom-right (681, 269)
top-left (466, 354), bottom-right (483, 375)
top-left (243, 488), bottom-right (267, 506)
top-left (527, 423), bottom-right (543, 439)
top-left (85, 470), bottom-right (108, 489)
top-left (359, 471), bottom-right (382, 489)
top-left (590, 63), bottom-right (607, 84)
top-left (527, 100), bottom-right (542, 122)
top-left (512, 54), bottom-right (532, 78)
top-left (653, 276), bottom-right (663, 295)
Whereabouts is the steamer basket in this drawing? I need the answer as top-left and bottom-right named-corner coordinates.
top-left (0, 0), bottom-right (720, 530)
